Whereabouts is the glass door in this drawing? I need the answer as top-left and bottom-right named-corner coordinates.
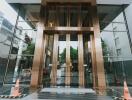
top-left (57, 34), bottom-right (66, 87)
top-left (43, 32), bottom-right (92, 88)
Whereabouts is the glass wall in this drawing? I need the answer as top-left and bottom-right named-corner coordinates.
top-left (57, 34), bottom-right (66, 86)
top-left (70, 33), bottom-right (78, 87)
top-left (83, 33), bottom-right (93, 87)
top-left (43, 33), bottom-right (54, 87)
top-left (98, 5), bottom-right (132, 86)
top-left (0, 2), bottom-right (40, 89)
top-left (0, 1), bottom-right (17, 87)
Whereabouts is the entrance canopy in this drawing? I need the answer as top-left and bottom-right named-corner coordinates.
top-left (6, 0), bottom-right (132, 4)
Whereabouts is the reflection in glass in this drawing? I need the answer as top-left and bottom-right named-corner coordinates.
top-left (10, 28), bottom-right (36, 83)
top-left (47, 6), bottom-right (57, 27)
top-left (0, 1), bottom-right (38, 89)
top-left (0, 11), bottom-right (13, 86)
top-left (58, 7), bottom-right (67, 26)
top-left (83, 33), bottom-right (93, 87)
top-left (43, 34), bottom-right (54, 87)
top-left (0, 0), bottom-right (17, 26)
top-left (70, 7), bottom-right (78, 26)
top-left (70, 33), bottom-right (78, 87)
top-left (57, 34), bottom-right (66, 86)
top-left (81, 6), bottom-right (91, 27)
top-left (4, 55), bottom-right (33, 84)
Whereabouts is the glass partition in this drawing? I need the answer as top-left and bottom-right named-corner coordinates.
top-left (57, 34), bottom-right (66, 86)
top-left (70, 33), bottom-right (78, 87)
top-left (0, 3), bottom-right (39, 88)
top-left (43, 33), bottom-right (54, 87)
top-left (98, 5), bottom-right (132, 87)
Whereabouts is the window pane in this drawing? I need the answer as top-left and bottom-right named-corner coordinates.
top-left (47, 6), bottom-right (57, 27)
top-left (81, 6), bottom-right (90, 27)
top-left (70, 7), bottom-right (78, 26)
top-left (58, 6), bottom-right (67, 26)
top-left (70, 33), bottom-right (78, 87)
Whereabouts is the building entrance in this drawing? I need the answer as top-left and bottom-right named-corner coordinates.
top-left (43, 32), bottom-right (93, 88)
top-left (31, 2), bottom-right (106, 93)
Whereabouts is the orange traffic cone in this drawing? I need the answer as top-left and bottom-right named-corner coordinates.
top-left (11, 79), bottom-right (21, 97)
top-left (124, 81), bottom-right (132, 100)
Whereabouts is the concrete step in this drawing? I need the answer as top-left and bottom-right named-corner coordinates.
top-left (40, 88), bottom-right (96, 94)
top-left (38, 93), bottom-right (112, 100)
top-left (38, 88), bottom-right (113, 100)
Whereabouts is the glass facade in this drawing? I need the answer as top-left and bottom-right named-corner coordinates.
top-left (43, 32), bottom-right (92, 88)
top-left (99, 5), bottom-right (132, 86)
top-left (41, 3), bottom-right (94, 88)
top-left (0, 0), bottom-right (132, 98)
top-left (70, 33), bottom-right (78, 87)
top-left (0, 3), bottom-right (40, 89)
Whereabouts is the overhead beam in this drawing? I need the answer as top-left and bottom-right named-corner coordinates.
top-left (43, 27), bottom-right (94, 32)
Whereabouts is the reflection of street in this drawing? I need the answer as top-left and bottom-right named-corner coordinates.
top-left (109, 86), bottom-right (132, 98)
top-left (20, 69), bottom-right (31, 83)
top-left (57, 63), bottom-right (66, 86)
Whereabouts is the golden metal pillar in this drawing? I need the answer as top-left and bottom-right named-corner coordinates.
top-left (78, 33), bottom-right (85, 87)
top-left (30, 23), bottom-right (44, 89)
top-left (51, 34), bottom-right (59, 86)
top-left (90, 34), bottom-right (97, 90)
top-left (91, 4), bottom-right (106, 94)
top-left (40, 34), bottom-right (48, 87)
top-left (65, 34), bottom-right (71, 86)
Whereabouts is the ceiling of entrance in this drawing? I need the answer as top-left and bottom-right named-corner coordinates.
top-left (9, 4), bottom-right (126, 31)
top-left (5, 0), bottom-right (131, 31)
top-left (6, 0), bottom-right (132, 4)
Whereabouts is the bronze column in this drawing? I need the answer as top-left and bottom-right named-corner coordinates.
top-left (30, 23), bottom-right (44, 89)
top-left (78, 33), bottom-right (85, 87)
top-left (91, 2), bottom-right (106, 94)
top-left (65, 34), bottom-right (71, 86)
top-left (51, 34), bottom-right (59, 86)
top-left (90, 34), bottom-right (97, 90)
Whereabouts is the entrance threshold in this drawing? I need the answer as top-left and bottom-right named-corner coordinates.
top-left (40, 88), bottom-right (95, 94)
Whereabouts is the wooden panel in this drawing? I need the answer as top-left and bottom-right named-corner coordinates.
top-left (78, 33), bottom-right (84, 87)
top-left (51, 34), bottom-right (59, 86)
top-left (30, 23), bottom-right (44, 89)
top-left (65, 34), bottom-right (71, 86)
